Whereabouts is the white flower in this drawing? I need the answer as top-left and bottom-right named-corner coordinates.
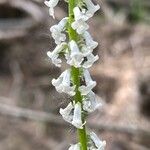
top-left (81, 31), bottom-right (98, 57)
top-left (67, 40), bottom-right (84, 68)
top-left (71, 7), bottom-right (89, 34)
top-left (68, 143), bottom-right (80, 150)
top-left (83, 31), bottom-right (98, 50)
top-left (44, 0), bottom-right (60, 18)
top-left (52, 69), bottom-right (76, 96)
top-left (52, 70), bottom-right (65, 91)
top-left (72, 20), bottom-right (89, 34)
top-left (90, 132), bottom-right (106, 150)
top-left (82, 53), bottom-right (99, 68)
top-left (60, 102), bottom-right (74, 123)
top-left (47, 42), bottom-right (67, 67)
top-left (50, 17), bottom-right (68, 44)
top-left (81, 45), bottom-right (92, 56)
top-left (60, 102), bottom-right (85, 129)
top-left (83, 91), bottom-right (102, 113)
top-left (84, 0), bottom-right (100, 18)
top-left (73, 7), bottom-right (89, 21)
top-left (72, 102), bottom-right (85, 129)
top-left (60, 69), bottom-right (76, 96)
top-left (79, 69), bottom-right (96, 95)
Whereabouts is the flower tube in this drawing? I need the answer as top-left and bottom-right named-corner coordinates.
top-left (84, 0), bottom-right (100, 18)
top-left (50, 17), bottom-right (68, 44)
top-left (52, 69), bottom-right (75, 96)
top-left (79, 69), bottom-right (96, 95)
top-left (44, 0), bottom-right (60, 18)
top-left (83, 91), bottom-right (102, 113)
top-left (71, 7), bottom-right (89, 34)
top-left (82, 53), bottom-right (99, 68)
top-left (47, 42), bottom-right (67, 67)
top-left (90, 132), bottom-right (106, 150)
top-left (60, 102), bottom-right (74, 123)
top-left (72, 102), bottom-right (85, 129)
top-left (67, 40), bottom-right (84, 68)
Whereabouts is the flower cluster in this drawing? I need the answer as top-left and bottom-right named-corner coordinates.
top-left (45, 0), bottom-right (106, 149)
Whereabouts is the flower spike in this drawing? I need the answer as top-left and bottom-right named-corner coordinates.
top-left (45, 0), bottom-right (106, 149)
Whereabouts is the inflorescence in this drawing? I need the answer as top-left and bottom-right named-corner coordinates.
top-left (45, 0), bottom-right (106, 149)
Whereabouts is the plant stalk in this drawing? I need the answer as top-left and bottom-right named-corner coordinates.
top-left (68, 0), bottom-right (88, 150)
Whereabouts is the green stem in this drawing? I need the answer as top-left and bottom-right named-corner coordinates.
top-left (68, 0), bottom-right (88, 150)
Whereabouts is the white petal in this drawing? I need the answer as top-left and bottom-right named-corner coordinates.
top-left (47, 42), bottom-right (67, 67)
top-left (61, 69), bottom-right (76, 96)
top-left (73, 7), bottom-right (89, 21)
top-left (81, 45), bottom-right (93, 56)
top-left (79, 82), bottom-right (96, 95)
top-left (57, 17), bottom-right (68, 30)
top-left (44, 0), bottom-right (59, 7)
top-left (82, 53), bottom-right (99, 68)
top-left (52, 69), bottom-right (76, 96)
top-left (72, 102), bottom-right (85, 129)
top-left (50, 18), bottom-right (68, 44)
top-left (44, 0), bottom-right (60, 18)
top-left (67, 40), bottom-right (84, 68)
top-left (71, 20), bottom-right (89, 34)
top-left (49, 8), bottom-right (54, 18)
top-left (79, 69), bottom-right (96, 95)
top-left (83, 91), bottom-right (102, 112)
top-left (52, 70), bottom-right (66, 89)
top-left (50, 17), bottom-right (68, 32)
top-left (83, 31), bottom-right (98, 50)
top-left (72, 7), bottom-right (89, 34)
top-left (52, 76), bottom-right (62, 87)
top-left (84, 0), bottom-right (100, 18)
top-left (47, 51), bottom-right (61, 67)
top-left (50, 26), bottom-right (66, 44)
top-left (90, 132), bottom-right (106, 150)
top-left (84, 69), bottom-right (95, 83)
top-left (60, 102), bottom-right (74, 123)
top-left (81, 32), bottom-right (98, 57)
top-left (68, 143), bottom-right (80, 150)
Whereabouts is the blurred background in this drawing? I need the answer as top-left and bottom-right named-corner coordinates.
top-left (0, 0), bottom-right (150, 149)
